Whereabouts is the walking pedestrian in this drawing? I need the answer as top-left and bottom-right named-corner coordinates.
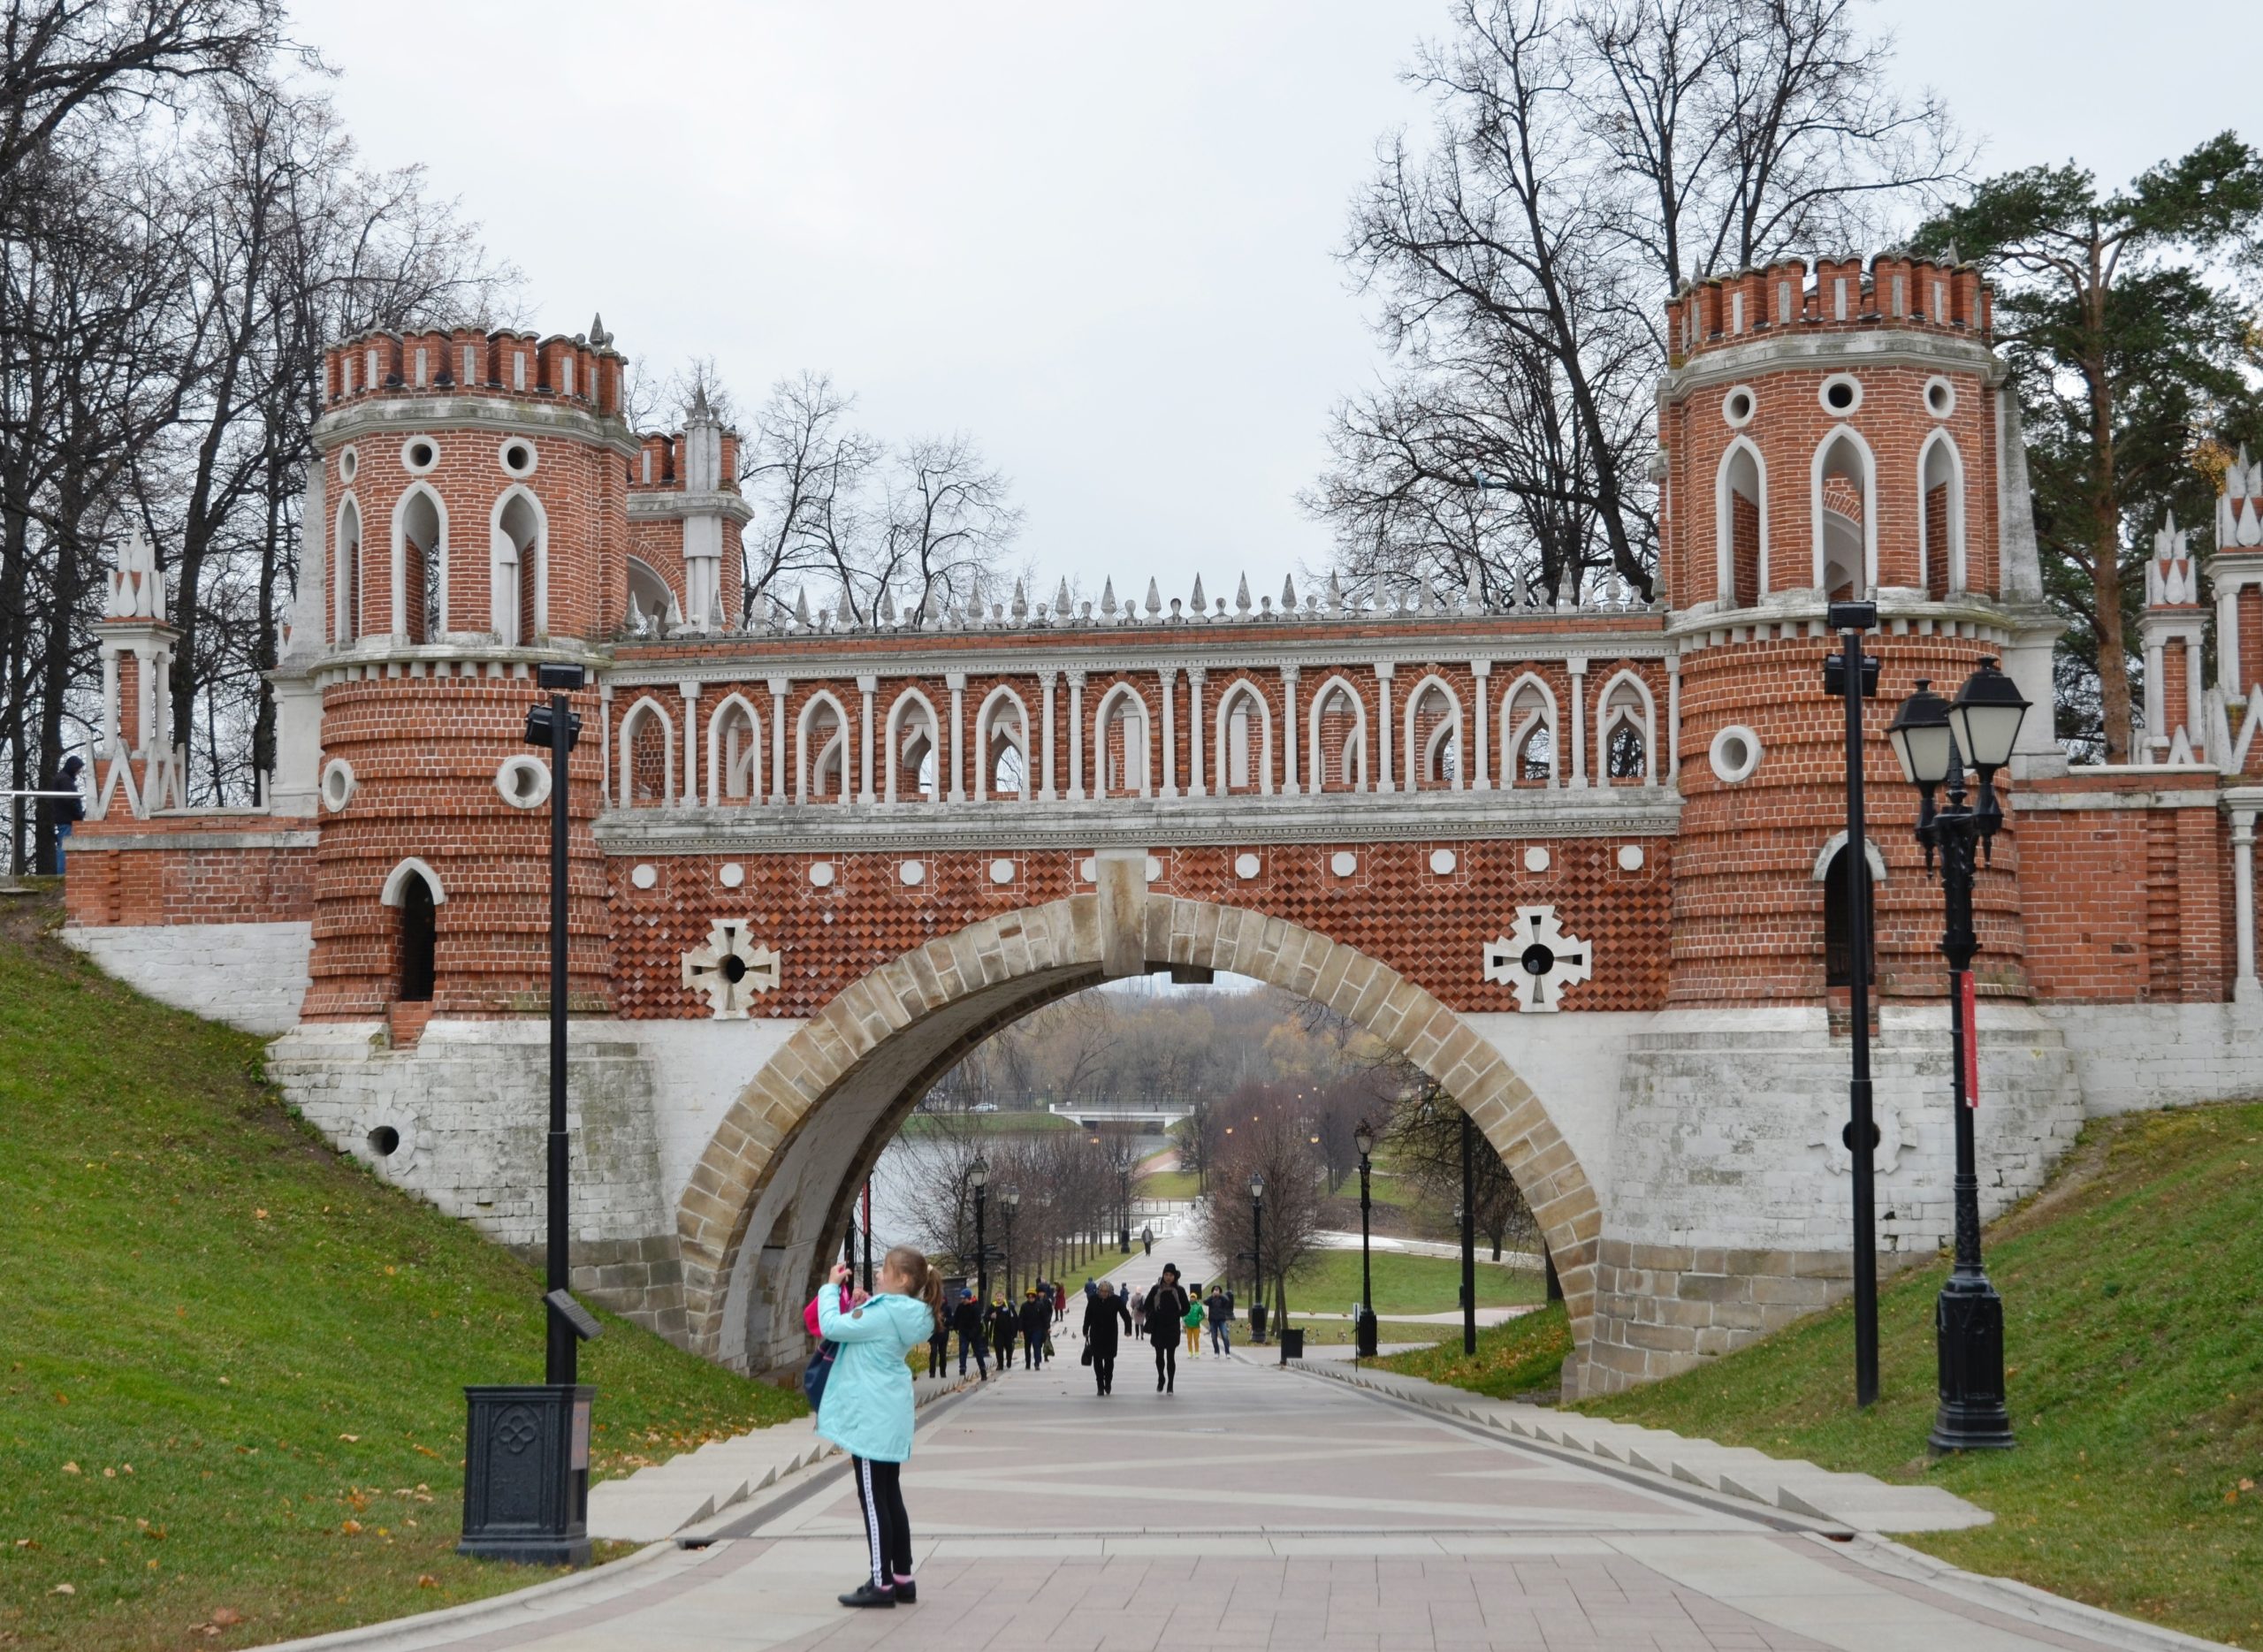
top-left (926, 1306), bottom-right (949, 1378)
top-left (1204, 1285), bottom-right (1232, 1356)
top-left (950, 1289), bottom-right (988, 1380)
top-left (38, 756), bottom-right (83, 876)
top-left (811, 1246), bottom-right (943, 1608)
top-left (1017, 1289), bottom-right (1049, 1368)
top-left (987, 1294), bottom-right (1017, 1372)
top-left (1053, 1281), bottom-right (1067, 1323)
top-left (1182, 1286), bottom-right (1205, 1358)
top-left (1141, 1225), bottom-right (1153, 1256)
top-left (1144, 1264), bottom-right (1191, 1393)
top-left (1082, 1280), bottom-right (1132, 1396)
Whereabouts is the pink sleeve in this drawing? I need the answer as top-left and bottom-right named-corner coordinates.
top-left (804, 1295), bottom-right (824, 1337)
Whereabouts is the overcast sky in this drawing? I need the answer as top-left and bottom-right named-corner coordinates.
top-left (292, 1), bottom-right (2244, 603)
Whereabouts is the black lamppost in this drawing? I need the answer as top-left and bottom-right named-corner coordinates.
top-left (1248, 1170), bottom-right (1267, 1344)
top-left (1353, 1117), bottom-right (1378, 1359)
top-left (461, 664), bottom-right (598, 1565)
top-left (1822, 600), bottom-right (1884, 1408)
top-left (1886, 659), bottom-right (2028, 1452)
top-left (1113, 1143), bottom-right (1132, 1252)
top-left (1000, 1187), bottom-right (1020, 1299)
top-left (1459, 1113), bottom-right (1476, 1357)
top-left (970, 1154), bottom-right (990, 1303)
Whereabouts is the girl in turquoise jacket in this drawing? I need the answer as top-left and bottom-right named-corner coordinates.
top-left (814, 1245), bottom-right (943, 1609)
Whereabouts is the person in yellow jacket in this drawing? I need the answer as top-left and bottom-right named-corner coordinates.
top-left (1182, 1286), bottom-right (1206, 1357)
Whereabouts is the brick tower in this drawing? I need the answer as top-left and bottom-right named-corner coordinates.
top-left (293, 324), bottom-right (633, 1031)
top-left (1656, 255), bottom-right (2036, 1007)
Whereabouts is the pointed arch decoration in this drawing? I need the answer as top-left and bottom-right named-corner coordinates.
top-left (1916, 429), bottom-right (1967, 598)
top-left (884, 687), bottom-right (942, 803)
top-left (1212, 676), bottom-right (1276, 795)
top-left (1714, 437), bottom-right (1769, 604)
top-left (1810, 424), bottom-right (1878, 595)
top-left (1400, 672), bottom-right (1463, 790)
top-left (973, 683), bottom-right (1031, 802)
top-left (332, 492), bottom-right (363, 642)
top-left (705, 691), bottom-right (765, 804)
top-left (1497, 671), bottom-right (1559, 788)
top-left (390, 482), bottom-right (448, 642)
top-left (1092, 681), bottom-right (1152, 797)
top-left (617, 695), bottom-right (675, 807)
top-left (1304, 673), bottom-right (1368, 793)
top-left (490, 485), bottom-right (549, 643)
top-left (796, 689), bottom-right (852, 803)
top-left (1592, 668), bottom-right (1657, 788)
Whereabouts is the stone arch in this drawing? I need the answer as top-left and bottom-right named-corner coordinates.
top-left (490, 484), bottom-right (547, 643)
top-left (391, 483), bottom-right (446, 642)
top-left (674, 895), bottom-right (1603, 1388)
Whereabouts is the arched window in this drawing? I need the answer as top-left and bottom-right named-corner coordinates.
top-left (1919, 433), bottom-right (1963, 600)
top-left (492, 489), bottom-right (545, 644)
top-left (379, 858), bottom-right (446, 1003)
top-left (1096, 686), bottom-right (1150, 797)
top-left (394, 486), bottom-right (445, 642)
top-left (1812, 428), bottom-right (1874, 599)
top-left (1499, 673), bottom-right (1558, 790)
top-left (626, 558), bottom-right (675, 634)
top-left (1717, 440), bottom-right (1764, 606)
top-left (398, 872), bottom-right (436, 1002)
top-left (1307, 676), bottom-right (1368, 792)
top-left (976, 688), bottom-right (1028, 801)
top-left (618, 697), bottom-right (674, 806)
top-left (1405, 676), bottom-right (1459, 788)
top-left (1594, 670), bottom-right (1655, 788)
top-left (1822, 844), bottom-right (1877, 989)
top-left (333, 496), bottom-right (362, 641)
top-left (798, 693), bottom-right (850, 803)
top-left (887, 690), bottom-right (941, 803)
top-left (707, 694), bottom-right (762, 803)
top-left (1214, 680), bottom-right (1272, 795)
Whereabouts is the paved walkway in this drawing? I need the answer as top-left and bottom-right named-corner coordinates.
top-left (303, 1339), bottom-right (2208, 1652)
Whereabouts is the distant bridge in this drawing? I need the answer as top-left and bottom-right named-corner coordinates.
top-left (1048, 1102), bottom-right (1192, 1131)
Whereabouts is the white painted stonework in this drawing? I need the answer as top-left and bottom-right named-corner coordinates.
top-left (63, 921), bottom-right (312, 1036)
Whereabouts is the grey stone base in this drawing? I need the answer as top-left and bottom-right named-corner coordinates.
top-left (1575, 1240), bottom-right (1859, 1394)
top-left (504, 1234), bottom-right (688, 1343)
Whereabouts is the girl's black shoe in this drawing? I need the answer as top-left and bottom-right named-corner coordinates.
top-left (894, 1580), bottom-right (918, 1603)
top-left (838, 1583), bottom-right (896, 1609)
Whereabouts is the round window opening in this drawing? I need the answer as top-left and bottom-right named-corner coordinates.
top-left (337, 445), bottom-right (358, 483)
top-left (720, 954), bottom-right (748, 984)
top-left (1924, 377), bottom-right (1955, 418)
top-left (1819, 374), bottom-right (1863, 415)
top-left (1722, 386), bottom-right (1756, 427)
top-left (367, 1125), bottom-right (400, 1158)
top-left (1709, 724), bottom-right (1763, 784)
top-left (500, 440), bottom-right (536, 477)
top-left (402, 437), bottom-right (438, 473)
top-left (1520, 941), bottom-right (1556, 977)
top-left (320, 757), bottom-right (355, 812)
top-left (494, 754), bottom-right (551, 810)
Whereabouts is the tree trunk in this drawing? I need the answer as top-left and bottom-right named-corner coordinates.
top-left (2082, 246), bottom-right (2134, 763)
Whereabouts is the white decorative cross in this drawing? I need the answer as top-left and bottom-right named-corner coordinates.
top-left (1482, 905), bottom-right (1593, 1013)
top-left (681, 919), bottom-right (781, 1019)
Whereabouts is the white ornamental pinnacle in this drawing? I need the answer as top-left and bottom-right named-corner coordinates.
top-left (681, 919), bottom-right (781, 1020)
top-left (1482, 905), bottom-right (1594, 1013)
top-left (107, 529), bottom-right (167, 620)
top-left (1145, 576), bottom-right (1162, 617)
top-left (1234, 573), bottom-right (1252, 614)
top-left (2147, 513), bottom-right (2198, 606)
top-left (1190, 573), bottom-right (1207, 613)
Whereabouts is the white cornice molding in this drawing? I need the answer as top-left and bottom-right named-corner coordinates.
top-left (1660, 329), bottom-right (2000, 401)
top-left (590, 786), bottom-right (1680, 856)
top-left (627, 490), bottom-right (755, 527)
top-left (313, 396), bottom-right (642, 461)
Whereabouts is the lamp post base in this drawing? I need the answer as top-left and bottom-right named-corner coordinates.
top-left (460, 1384), bottom-right (595, 1565)
top-left (1355, 1309), bottom-right (1378, 1359)
top-left (1929, 1281), bottom-right (2015, 1452)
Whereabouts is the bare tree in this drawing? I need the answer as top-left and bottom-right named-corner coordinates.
top-left (1199, 1083), bottom-right (1327, 1326)
top-left (1313, 0), bottom-right (1967, 613)
top-left (1383, 1077), bottom-right (1536, 1263)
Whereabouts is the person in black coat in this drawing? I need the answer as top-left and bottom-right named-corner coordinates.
top-left (950, 1290), bottom-right (988, 1380)
top-left (986, 1296), bottom-right (1017, 1370)
top-left (1081, 1281), bottom-right (1132, 1396)
top-left (1017, 1290), bottom-right (1049, 1368)
top-left (926, 1306), bottom-right (950, 1378)
top-left (1143, 1264), bottom-right (1192, 1394)
top-left (37, 755), bottom-right (84, 876)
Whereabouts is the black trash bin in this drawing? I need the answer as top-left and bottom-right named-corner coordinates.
top-left (1279, 1328), bottom-right (1304, 1361)
top-left (1249, 1301), bottom-right (1269, 1343)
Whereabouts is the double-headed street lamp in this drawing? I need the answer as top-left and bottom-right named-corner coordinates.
top-left (1353, 1117), bottom-right (1378, 1359)
top-left (1886, 658), bottom-right (2028, 1453)
top-left (1248, 1170), bottom-right (1267, 1344)
top-left (1000, 1187), bottom-right (1020, 1298)
top-left (969, 1154), bottom-right (990, 1302)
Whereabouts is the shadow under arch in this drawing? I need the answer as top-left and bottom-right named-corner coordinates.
top-left (675, 895), bottom-right (1604, 1387)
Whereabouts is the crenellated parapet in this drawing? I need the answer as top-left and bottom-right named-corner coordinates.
top-left (1665, 254), bottom-right (1990, 370)
top-left (322, 319), bottom-right (627, 419)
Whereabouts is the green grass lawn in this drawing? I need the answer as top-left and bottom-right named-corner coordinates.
top-left (0, 899), bottom-right (804, 1651)
top-left (1136, 1169), bottom-right (1201, 1200)
top-left (1573, 1103), bottom-right (2263, 1648)
top-left (1284, 1249), bottom-right (1543, 1316)
top-left (897, 1108), bottom-right (1070, 1137)
top-left (1374, 1304), bottom-right (1573, 1396)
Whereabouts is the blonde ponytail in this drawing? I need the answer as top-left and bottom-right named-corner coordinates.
top-left (886, 1244), bottom-right (944, 1336)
